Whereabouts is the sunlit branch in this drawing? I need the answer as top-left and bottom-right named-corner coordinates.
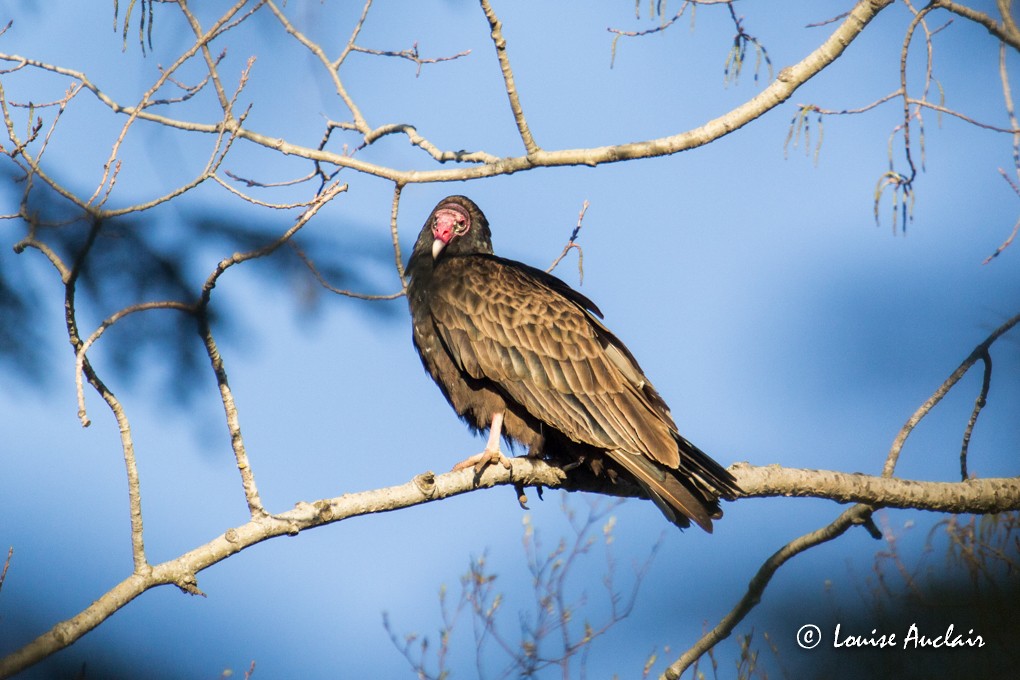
top-left (934, 0), bottom-right (1020, 51)
top-left (264, 0), bottom-right (369, 133)
top-left (2, 457), bottom-right (1017, 677)
top-left (0, 0), bottom-right (894, 185)
top-left (86, 0), bottom-right (255, 208)
top-left (335, 0), bottom-right (374, 68)
top-left (389, 182), bottom-right (407, 287)
top-left (75, 301), bottom-right (197, 428)
top-left (479, 0), bottom-right (540, 156)
top-left (196, 182), bottom-right (347, 518)
top-left (546, 200), bottom-right (588, 283)
top-left (57, 221), bottom-right (151, 575)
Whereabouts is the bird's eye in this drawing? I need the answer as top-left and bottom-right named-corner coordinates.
top-left (453, 218), bottom-right (469, 236)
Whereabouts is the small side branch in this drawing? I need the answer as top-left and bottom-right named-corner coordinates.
top-left (389, 182), bottom-right (407, 287)
top-left (934, 0), bottom-right (1020, 52)
top-left (479, 0), bottom-right (540, 156)
top-left (347, 42), bottom-right (471, 77)
top-left (884, 312), bottom-right (1020, 477)
top-left (0, 546), bottom-right (12, 596)
top-left (196, 182), bottom-right (347, 518)
top-left (664, 504), bottom-right (874, 680)
top-left (547, 200), bottom-right (588, 282)
top-left (960, 350), bottom-right (992, 481)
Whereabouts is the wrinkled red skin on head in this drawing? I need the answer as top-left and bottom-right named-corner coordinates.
top-left (432, 205), bottom-right (470, 244)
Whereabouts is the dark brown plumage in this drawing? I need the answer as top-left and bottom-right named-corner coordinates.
top-left (406, 195), bottom-right (740, 532)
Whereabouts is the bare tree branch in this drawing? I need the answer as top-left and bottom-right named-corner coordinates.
top-left (885, 312), bottom-right (1020, 477)
top-left (0, 0), bottom-right (894, 185)
top-left (2, 458), bottom-right (1017, 677)
top-left (479, 0), bottom-right (540, 156)
top-left (664, 504), bottom-right (874, 680)
top-left (934, 0), bottom-right (1020, 52)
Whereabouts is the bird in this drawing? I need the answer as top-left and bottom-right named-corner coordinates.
top-left (406, 195), bottom-right (740, 532)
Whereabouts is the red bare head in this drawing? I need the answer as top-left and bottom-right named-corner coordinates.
top-left (431, 202), bottom-right (472, 258)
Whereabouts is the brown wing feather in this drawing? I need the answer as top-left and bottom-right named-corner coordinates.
top-left (430, 256), bottom-right (675, 455)
top-left (427, 254), bottom-right (741, 531)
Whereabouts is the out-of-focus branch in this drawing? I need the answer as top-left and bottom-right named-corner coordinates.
top-left (0, 547), bottom-right (12, 597)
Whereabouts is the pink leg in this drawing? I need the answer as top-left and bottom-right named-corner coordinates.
top-left (452, 411), bottom-right (512, 472)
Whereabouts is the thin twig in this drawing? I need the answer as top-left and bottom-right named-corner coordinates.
top-left (196, 182), bottom-right (347, 518)
top-left (0, 546), bottom-right (12, 596)
top-left (984, 42), bottom-right (1020, 263)
top-left (75, 301), bottom-right (196, 427)
top-left (479, 0), bottom-right (539, 155)
top-left (608, 2), bottom-right (691, 68)
top-left (265, 0), bottom-right (369, 133)
top-left (884, 312), bottom-right (1020, 477)
top-left (390, 182), bottom-right (407, 287)
top-left (290, 243), bottom-right (404, 301)
top-left (960, 350), bottom-right (992, 481)
top-left (347, 42), bottom-right (471, 77)
top-left (547, 200), bottom-right (589, 283)
top-left (664, 504), bottom-right (875, 680)
top-left (335, 0), bottom-right (374, 68)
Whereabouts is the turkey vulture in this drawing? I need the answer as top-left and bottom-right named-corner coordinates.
top-left (406, 195), bottom-right (739, 532)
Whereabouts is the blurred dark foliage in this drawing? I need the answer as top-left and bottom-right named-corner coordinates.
top-left (1, 608), bottom-right (236, 680)
top-left (1, 168), bottom-right (401, 403)
top-left (756, 512), bottom-right (1020, 680)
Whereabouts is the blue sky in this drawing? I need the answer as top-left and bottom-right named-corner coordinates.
top-left (2, 2), bottom-right (1019, 678)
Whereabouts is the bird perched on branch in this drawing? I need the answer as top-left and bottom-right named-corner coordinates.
top-left (406, 195), bottom-right (739, 532)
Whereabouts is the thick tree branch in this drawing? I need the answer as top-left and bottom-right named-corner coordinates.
top-left (2, 457), bottom-right (1016, 678)
top-left (731, 463), bottom-right (1020, 514)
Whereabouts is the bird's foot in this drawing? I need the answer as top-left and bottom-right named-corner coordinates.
top-left (514, 482), bottom-right (529, 509)
top-left (452, 447), bottom-right (512, 474)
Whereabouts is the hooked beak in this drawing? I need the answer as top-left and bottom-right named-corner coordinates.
top-left (431, 238), bottom-right (446, 260)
